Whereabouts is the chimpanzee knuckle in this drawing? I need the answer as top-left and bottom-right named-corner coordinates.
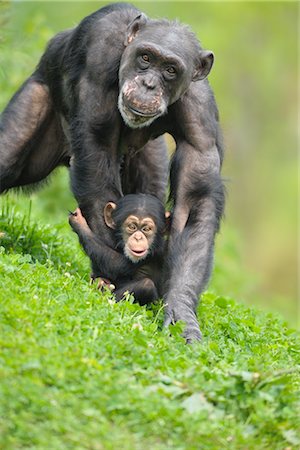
top-left (163, 312), bottom-right (174, 328)
top-left (164, 302), bottom-right (202, 342)
top-left (184, 326), bottom-right (202, 343)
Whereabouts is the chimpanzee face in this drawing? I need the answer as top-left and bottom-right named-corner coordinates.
top-left (118, 42), bottom-right (189, 129)
top-left (103, 194), bottom-right (166, 263)
top-left (122, 214), bottom-right (156, 262)
top-left (118, 15), bottom-right (214, 129)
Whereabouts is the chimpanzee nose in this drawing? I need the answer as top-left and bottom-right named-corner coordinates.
top-left (142, 75), bottom-right (155, 90)
top-left (134, 231), bottom-right (143, 241)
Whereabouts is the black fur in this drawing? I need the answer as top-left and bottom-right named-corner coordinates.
top-left (0, 3), bottom-right (225, 341)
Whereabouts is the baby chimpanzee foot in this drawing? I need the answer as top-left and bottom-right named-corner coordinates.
top-left (90, 276), bottom-right (115, 292)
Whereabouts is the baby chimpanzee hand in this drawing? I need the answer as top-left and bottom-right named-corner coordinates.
top-left (69, 208), bottom-right (92, 235)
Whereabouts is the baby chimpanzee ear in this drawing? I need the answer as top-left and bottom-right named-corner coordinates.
top-left (104, 202), bottom-right (117, 229)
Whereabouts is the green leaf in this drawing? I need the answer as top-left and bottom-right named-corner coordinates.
top-left (215, 297), bottom-right (228, 309)
top-left (282, 429), bottom-right (300, 446)
top-left (182, 393), bottom-right (214, 414)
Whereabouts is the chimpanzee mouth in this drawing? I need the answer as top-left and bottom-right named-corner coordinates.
top-left (127, 105), bottom-right (159, 119)
top-left (130, 248), bottom-right (147, 257)
top-left (118, 94), bottom-right (161, 128)
top-left (125, 244), bottom-right (148, 263)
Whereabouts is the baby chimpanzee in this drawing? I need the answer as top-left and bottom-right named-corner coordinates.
top-left (69, 194), bottom-right (169, 304)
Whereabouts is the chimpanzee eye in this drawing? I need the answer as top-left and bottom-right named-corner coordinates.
top-left (164, 66), bottom-right (177, 80)
top-left (142, 225), bottom-right (152, 233)
top-left (128, 223), bottom-right (137, 232)
top-left (138, 54), bottom-right (150, 70)
top-left (167, 66), bottom-right (176, 74)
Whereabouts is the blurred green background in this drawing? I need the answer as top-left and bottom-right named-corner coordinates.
top-left (0, 1), bottom-right (298, 325)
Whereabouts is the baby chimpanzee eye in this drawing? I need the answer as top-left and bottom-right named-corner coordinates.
top-left (128, 223), bottom-right (137, 232)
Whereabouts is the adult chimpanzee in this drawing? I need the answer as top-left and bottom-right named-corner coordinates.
top-left (69, 194), bottom-right (168, 304)
top-left (0, 3), bottom-right (225, 341)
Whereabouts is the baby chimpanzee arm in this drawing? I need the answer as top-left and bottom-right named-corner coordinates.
top-left (69, 208), bottom-right (133, 281)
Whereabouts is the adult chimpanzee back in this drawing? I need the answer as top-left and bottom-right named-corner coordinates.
top-left (0, 3), bottom-right (225, 342)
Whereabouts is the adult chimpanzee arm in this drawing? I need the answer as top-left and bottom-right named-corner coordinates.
top-left (66, 72), bottom-right (135, 280)
top-left (164, 83), bottom-right (225, 342)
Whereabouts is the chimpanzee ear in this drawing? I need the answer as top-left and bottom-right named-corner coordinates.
top-left (192, 50), bottom-right (214, 81)
top-left (104, 202), bottom-right (117, 229)
top-left (125, 13), bottom-right (148, 46)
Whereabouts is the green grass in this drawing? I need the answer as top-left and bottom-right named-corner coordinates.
top-left (0, 3), bottom-right (298, 447)
top-left (0, 204), bottom-right (299, 450)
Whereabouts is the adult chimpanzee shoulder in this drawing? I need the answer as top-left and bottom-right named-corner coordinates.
top-left (0, 3), bottom-right (225, 342)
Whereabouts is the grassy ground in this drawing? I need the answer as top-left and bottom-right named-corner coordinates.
top-left (0, 4), bottom-right (298, 447)
top-left (0, 195), bottom-right (299, 450)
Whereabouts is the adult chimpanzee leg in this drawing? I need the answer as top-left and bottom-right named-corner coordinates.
top-left (164, 142), bottom-right (225, 342)
top-left (121, 136), bottom-right (169, 204)
top-left (0, 77), bottom-right (68, 192)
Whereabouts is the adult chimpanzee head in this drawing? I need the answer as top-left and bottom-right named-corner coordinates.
top-left (104, 194), bottom-right (166, 263)
top-left (118, 14), bottom-right (214, 128)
